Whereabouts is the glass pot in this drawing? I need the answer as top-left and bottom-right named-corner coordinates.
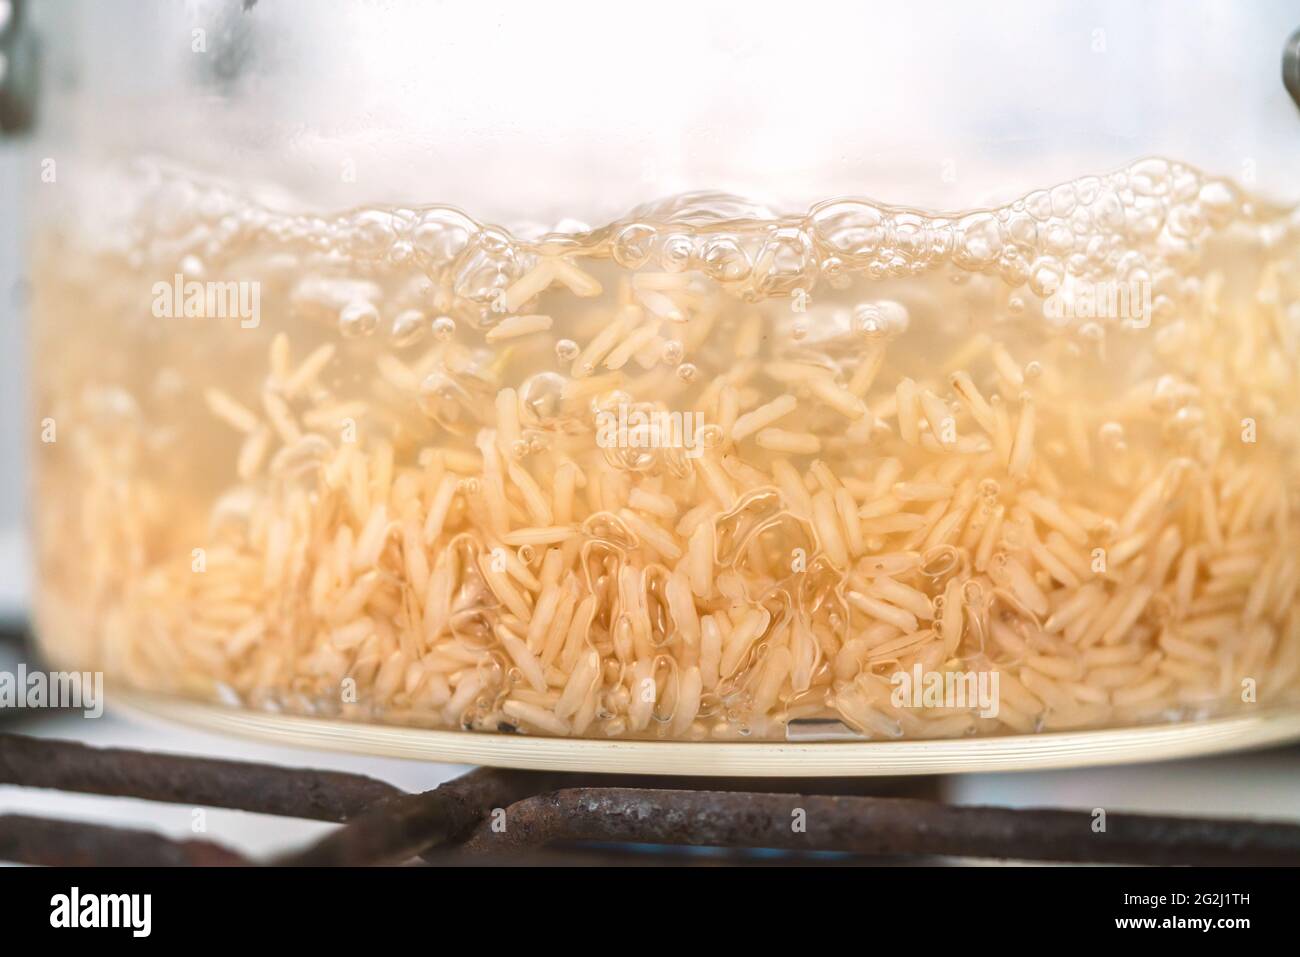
top-left (21, 0), bottom-right (1300, 760)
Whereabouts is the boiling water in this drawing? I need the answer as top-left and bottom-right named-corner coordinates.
top-left (30, 158), bottom-right (1300, 741)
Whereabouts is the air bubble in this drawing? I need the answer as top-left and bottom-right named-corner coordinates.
top-left (611, 223), bottom-right (657, 268)
top-left (810, 200), bottom-right (888, 263)
top-left (997, 249), bottom-right (1030, 286)
top-left (1042, 222), bottom-right (1075, 256)
top-left (419, 372), bottom-right (473, 430)
top-left (1074, 176), bottom-right (1101, 205)
top-left (555, 338), bottom-right (580, 362)
top-left (752, 228), bottom-right (815, 296)
top-left (411, 207), bottom-right (477, 267)
top-left (1099, 422), bottom-right (1126, 448)
top-left (1129, 158), bottom-right (1171, 197)
top-left (389, 309), bottom-right (428, 348)
top-left (1197, 180), bottom-right (1239, 226)
top-left (1025, 191), bottom-right (1053, 221)
top-left (1005, 212), bottom-right (1037, 246)
top-left (452, 227), bottom-right (523, 305)
top-left (1049, 184), bottom-right (1078, 217)
top-left (700, 236), bottom-right (752, 282)
top-left (1166, 205), bottom-right (1205, 239)
top-left (349, 209), bottom-right (398, 257)
top-left (519, 372), bottom-right (568, 426)
top-left (953, 213), bottom-right (1003, 268)
top-left (1077, 321), bottom-right (1105, 344)
top-left (660, 234), bottom-right (694, 272)
top-left (820, 256), bottom-right (849, 289)
top-left (338, 300), bottom-right (379, 338)
top-left (852, 300), bottom-right (910, 339)
top-left (431, 316), bottom-right (456, 341)
top-left (892, 213), bottom-right (931, 261)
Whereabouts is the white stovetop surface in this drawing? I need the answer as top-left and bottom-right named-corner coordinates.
top-left (0, 530), bottom-right (28, 624)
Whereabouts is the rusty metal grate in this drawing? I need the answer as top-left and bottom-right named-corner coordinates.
top-left (3, 732), bottom-right (1300, 866)
top-left (2, 630), bottom-right (1299, 866)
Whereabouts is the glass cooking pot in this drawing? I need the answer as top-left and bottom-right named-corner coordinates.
top-left (18, 0), bottom-right (1300, 769)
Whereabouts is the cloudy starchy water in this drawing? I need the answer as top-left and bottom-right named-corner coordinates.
top-left (29, 157), bottom-right (1300, 740)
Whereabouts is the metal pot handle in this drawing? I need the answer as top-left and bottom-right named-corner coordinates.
top-left (0, 0), bottom-right (37, 135)
top-left (1286, 27), bottom-right (1300, 113)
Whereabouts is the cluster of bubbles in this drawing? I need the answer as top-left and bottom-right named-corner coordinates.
top-left (129, 160), bottom-right (1279, 286)
top-left (117, 158), bottom-right (1292, 339)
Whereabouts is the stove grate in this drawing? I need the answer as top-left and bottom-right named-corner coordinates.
top-left (3, 732), bottom-right (1299, 866)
